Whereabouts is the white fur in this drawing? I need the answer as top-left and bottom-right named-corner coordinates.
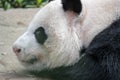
top-left (13, 0), bottom-right (120, 71)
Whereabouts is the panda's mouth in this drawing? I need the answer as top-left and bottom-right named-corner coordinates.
top-left (21, 56), bottom-right (38, 64)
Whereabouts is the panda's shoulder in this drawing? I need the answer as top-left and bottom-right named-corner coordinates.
top-left (87, 18), bottom-right (120, 53)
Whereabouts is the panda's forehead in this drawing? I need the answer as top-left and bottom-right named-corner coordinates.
top-left (27, 0), bottom-right (64, 33)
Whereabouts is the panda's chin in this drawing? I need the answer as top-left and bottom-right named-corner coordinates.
top-left (18, 56), bottom-right (48, 71)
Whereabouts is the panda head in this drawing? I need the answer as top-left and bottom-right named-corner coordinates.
top-left (13, 0), bottom-right (120, 71)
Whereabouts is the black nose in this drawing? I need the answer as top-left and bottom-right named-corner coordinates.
top-left (13, 46), bottom-right (21, 55)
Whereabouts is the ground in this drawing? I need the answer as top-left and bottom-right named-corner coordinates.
top-left (0, 8), bottom-right (49, 80)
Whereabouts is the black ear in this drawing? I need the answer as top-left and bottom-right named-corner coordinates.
top-left (48, 0), bottom-right (53, 2)
top-left (62, 0), bottom-right (82, 14)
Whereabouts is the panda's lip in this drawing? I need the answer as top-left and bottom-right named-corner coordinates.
top-left (21, 57), bottom-right (38, 64)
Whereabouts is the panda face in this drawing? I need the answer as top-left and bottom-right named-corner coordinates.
top-left (13, 0), bottom-right (81, 70)
top-left (13, 0), bottom-right (120, 71)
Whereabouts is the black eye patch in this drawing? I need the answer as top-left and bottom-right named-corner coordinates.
top-left (34, 27), bottom-right (48, 44)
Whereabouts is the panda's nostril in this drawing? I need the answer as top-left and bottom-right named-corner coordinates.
top-left (13, 46), bottom-right (21, 55)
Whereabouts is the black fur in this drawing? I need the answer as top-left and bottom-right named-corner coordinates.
top-left (27, 54), bottom-right (105, 80)
top-left (34, 27), bottom-right (48, 44)
top-left (48, 0), bottom-right (53, 2)
top-left (86, 18), bottom-right (120, 80)
top-left (62, 0), bottom-right (82, 14)
top-left (28, 19), bottom-right (120, 80)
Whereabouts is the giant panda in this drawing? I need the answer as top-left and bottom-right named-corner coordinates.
top-left (12, 0), bottom-right (120, 80)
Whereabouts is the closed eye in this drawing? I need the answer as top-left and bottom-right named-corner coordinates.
top-left (34, 27), bottom-right (48, 44)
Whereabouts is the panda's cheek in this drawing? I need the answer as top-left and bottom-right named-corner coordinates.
top-left (44, 39), bottom-right (56, 53)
